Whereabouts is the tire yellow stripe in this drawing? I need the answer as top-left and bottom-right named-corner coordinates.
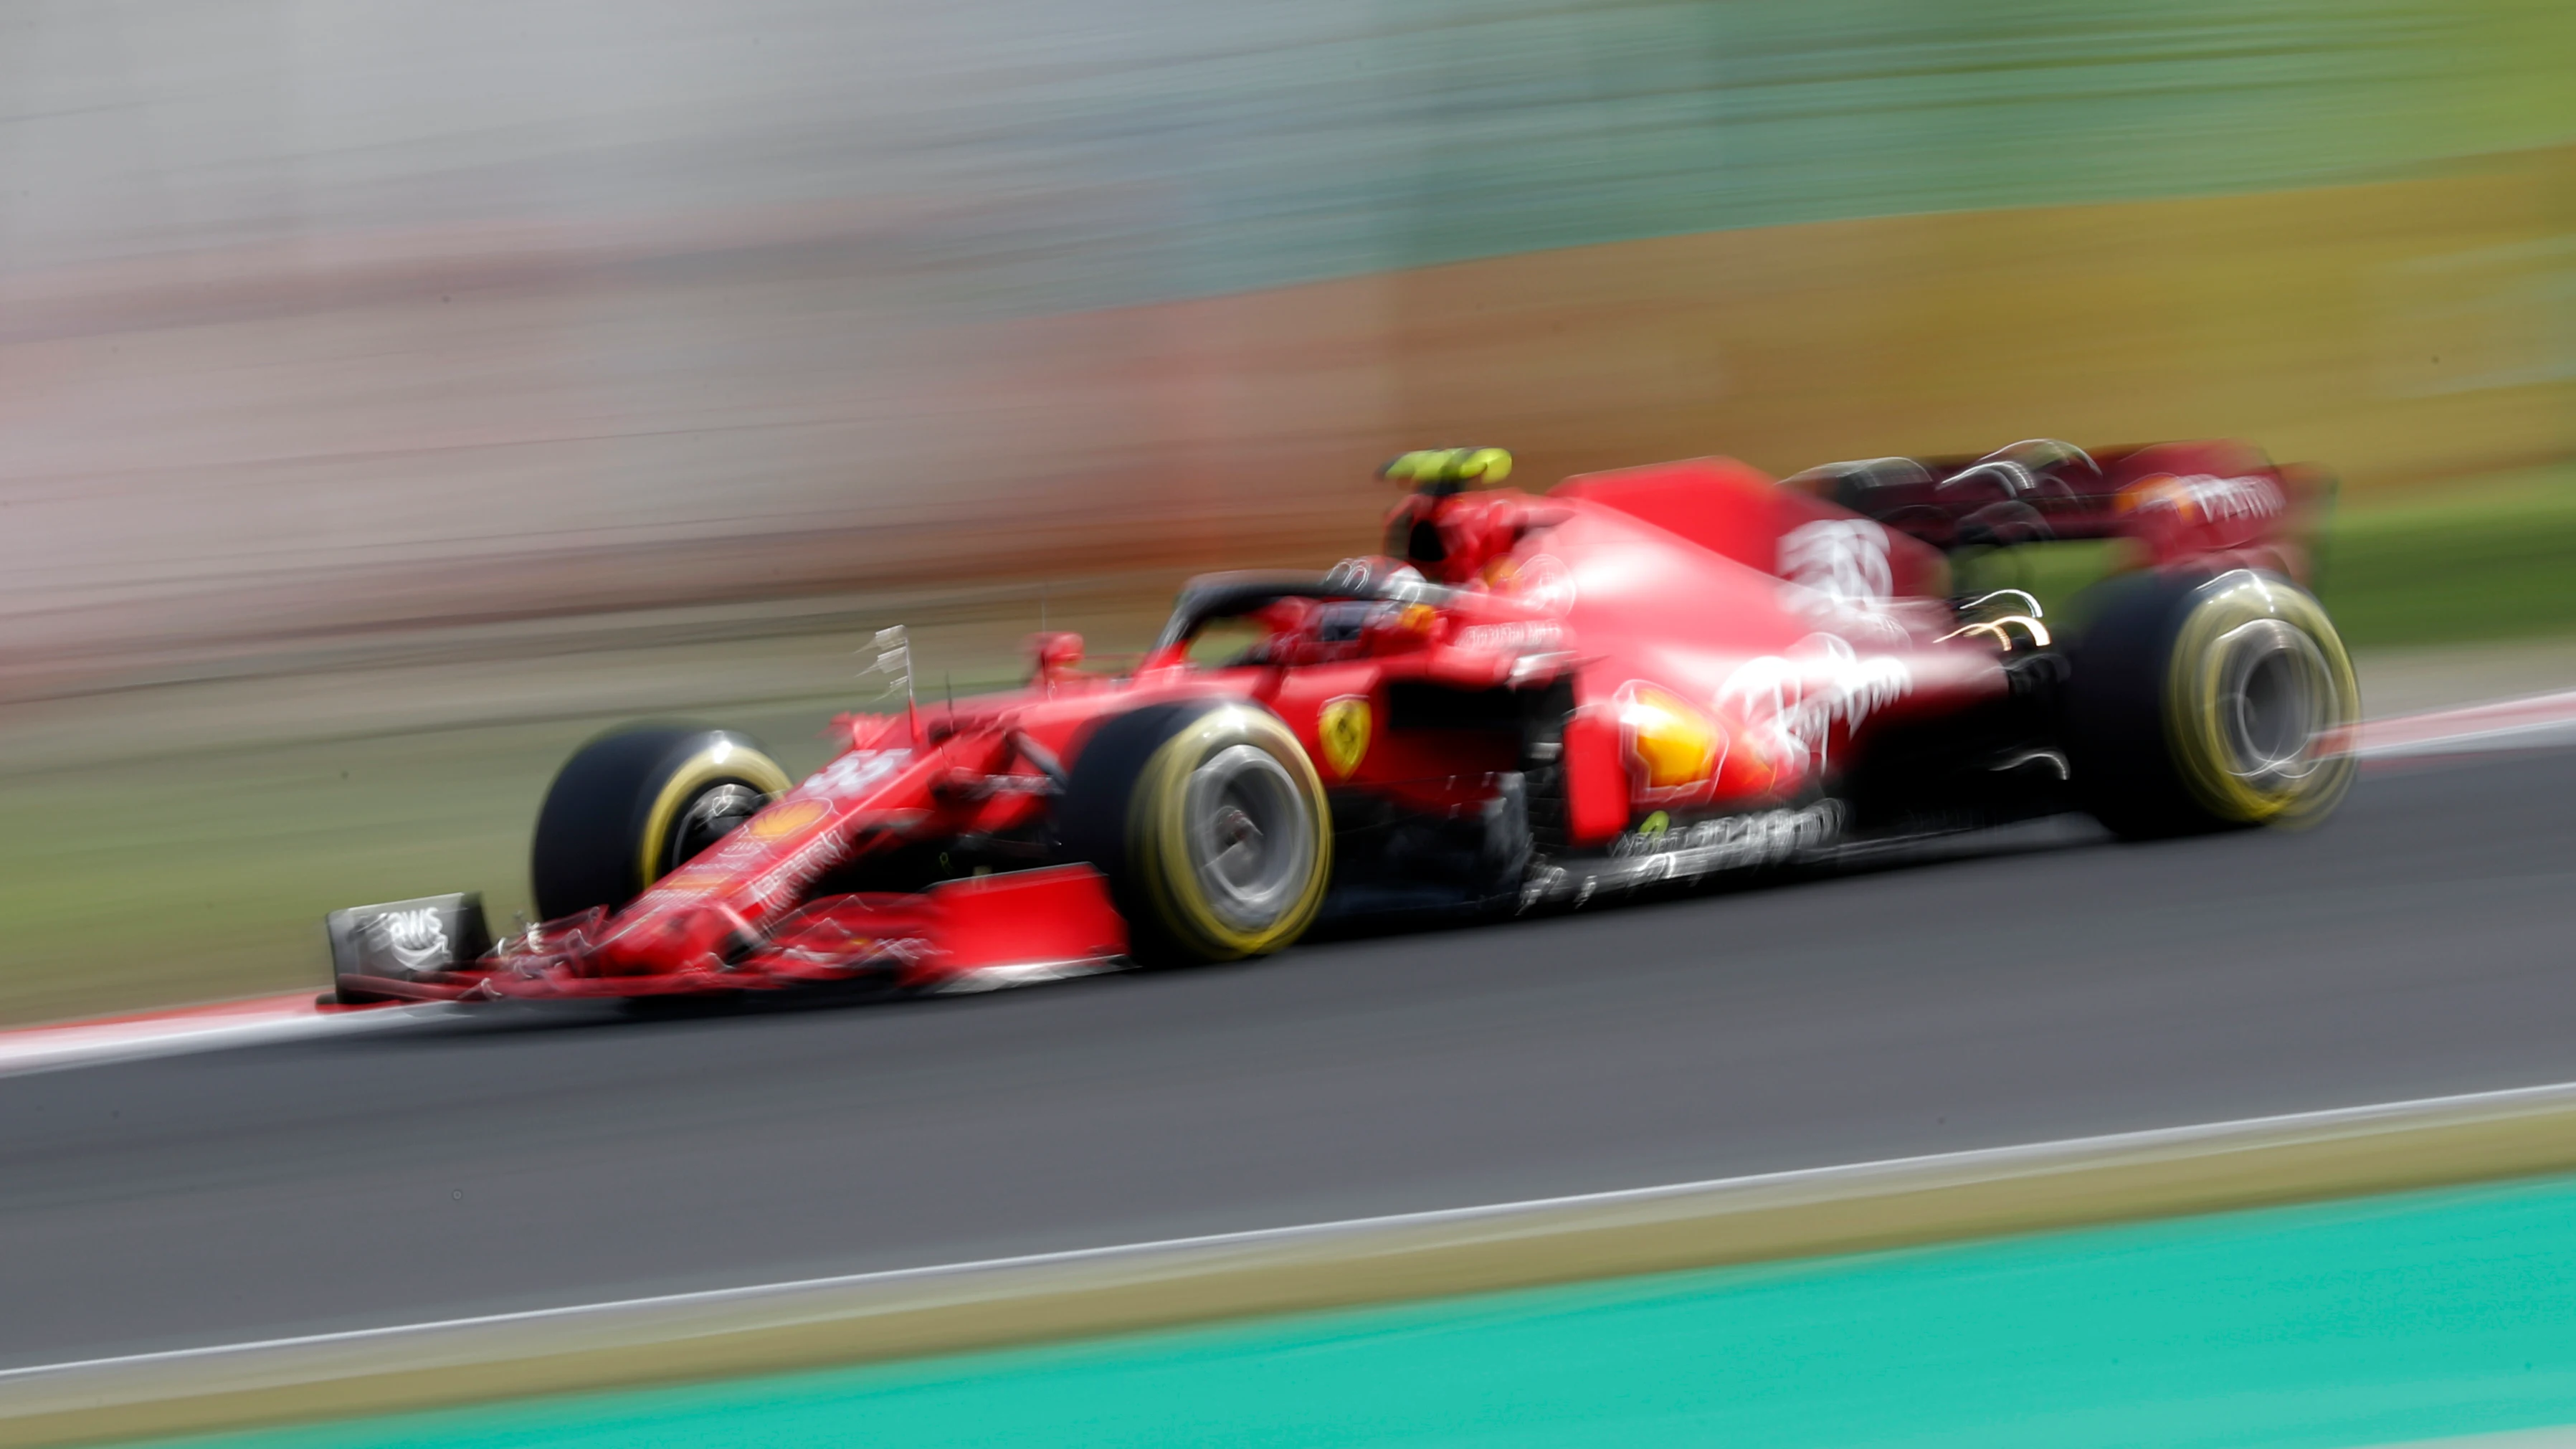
top-left (2162, 573), bottom-right (2357, 826)
top-left (1133, 708), bottom-right (1332, 961)
top-left (635, 744), bottom-right (794, 890)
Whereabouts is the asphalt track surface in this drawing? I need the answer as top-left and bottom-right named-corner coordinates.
top-left (5, 749), bottom-right (2573, 1371)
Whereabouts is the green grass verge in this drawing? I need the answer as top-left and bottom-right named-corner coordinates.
top-left (2318, 466), bottom-right (2576, 648)
top-left (0, 706), bottom-right (837, 1028)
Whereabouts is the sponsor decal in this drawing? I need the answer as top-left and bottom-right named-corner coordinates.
top-left (649, 754), bottom-right (906, 908)
top-left (1455, 619), bottom-right (1569, 655)
top-left (1777, 518), bottom-right (1913, 646)
top-left (1718, 635), bottom-right (1914, 773)
top-left (1605, 798), bottom-right (1845, 868)
top-left (2119, 472), bottom-right (2284, 525)
top-left (1318, 695), bottom-right (1372, 778)
top-left (797, 749), bottom-right (915, 803)
top-left (746, 797), bottom-right (831, 840)
top-left (1779, 519), bottom-right (1894, 603)
top-left (364, 908), bottom-right (450, 977)
top-left (742, 830), bottom-right (853, 911)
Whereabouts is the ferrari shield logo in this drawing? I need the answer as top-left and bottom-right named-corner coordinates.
top-left (1318, 696), bottom-right (1372, 778)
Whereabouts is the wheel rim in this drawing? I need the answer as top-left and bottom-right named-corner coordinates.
top-left (1180, 743), bottom-right (1315, 933)
top-left (2211, 617), bottom-right (2332, 789)
top-left (667, 781), bottom-right (766, 870)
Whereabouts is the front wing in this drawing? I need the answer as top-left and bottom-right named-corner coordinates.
top-left (328, 865), bottom-right (1128, 1004)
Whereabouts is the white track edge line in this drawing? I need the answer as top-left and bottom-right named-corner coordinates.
top-left (0, 1004), bottom-right (460, 1081)
top-left (11, 1073), bottom-right (2576, 1387)
top-left (2357, 716), bottom-right (2576, 759)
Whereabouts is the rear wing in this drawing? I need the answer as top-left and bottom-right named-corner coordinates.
top-left (1782, 439), bottom-right (2332, 582)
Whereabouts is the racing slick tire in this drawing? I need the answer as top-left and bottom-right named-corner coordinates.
top-left (2062, 569), bottom-right (2357, 839)
top-left (1058, 700), bottom-right (1333, 966)
top-left (530, 725), bottom-right (794, 920)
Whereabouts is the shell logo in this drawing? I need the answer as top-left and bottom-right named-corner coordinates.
top-left (1620, 685), bottom-right (1724, 792)
top-left (745, 797), bottom-right (830, 840)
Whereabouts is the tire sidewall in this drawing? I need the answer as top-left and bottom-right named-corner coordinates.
top-left (1060, 700), bottom-right (1333, 964)
top-left (2064, 569), bottom-right (2355, 836)
top-left (530, 725), bottom-right (792, 920)
top-left (2160, 572), bottom-right (2357, 827)
top-left (627, 734), bottom-right (794, 887)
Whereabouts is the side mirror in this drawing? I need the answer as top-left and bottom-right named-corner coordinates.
top-left (1030, 631), bottom-right (1085, 680)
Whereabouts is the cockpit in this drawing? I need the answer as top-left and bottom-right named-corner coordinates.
top-left (1143, 562), bottom-right (1454, 670)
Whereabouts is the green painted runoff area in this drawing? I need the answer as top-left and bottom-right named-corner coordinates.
top-left (152, 1172), bottom-right (2576, 1448)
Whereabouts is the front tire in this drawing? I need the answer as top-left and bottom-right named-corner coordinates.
top-left (1059, 701), bottom-right (1333, 966)
top-left (2063, 570), bottom-right (2357, 838)
top-left (530, 725), bottom-right (793, 920)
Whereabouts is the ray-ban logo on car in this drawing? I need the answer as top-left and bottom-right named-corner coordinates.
top-left (366, 908), bottom-right (450, 977)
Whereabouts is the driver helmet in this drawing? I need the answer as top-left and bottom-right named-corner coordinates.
top-left (1321, 556), bottom-right (1432, 602)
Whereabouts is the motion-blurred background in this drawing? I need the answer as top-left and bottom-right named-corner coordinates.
top-left (0, 0), bottom-right (2569, 1021)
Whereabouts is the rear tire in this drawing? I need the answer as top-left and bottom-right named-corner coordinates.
top-left (2063, 570), bottom-right (2357, 838)
top-left (1058, 701), bottom-right (1332, 966)
top-left (530, 725), bottom-right (793, 920)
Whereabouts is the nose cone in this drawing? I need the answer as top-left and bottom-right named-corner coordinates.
top-left (597, 901), bottom-right (745, 977)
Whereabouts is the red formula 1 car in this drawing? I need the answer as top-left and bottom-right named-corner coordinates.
top-left (328, 439), bottom-right (2357, 1004)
